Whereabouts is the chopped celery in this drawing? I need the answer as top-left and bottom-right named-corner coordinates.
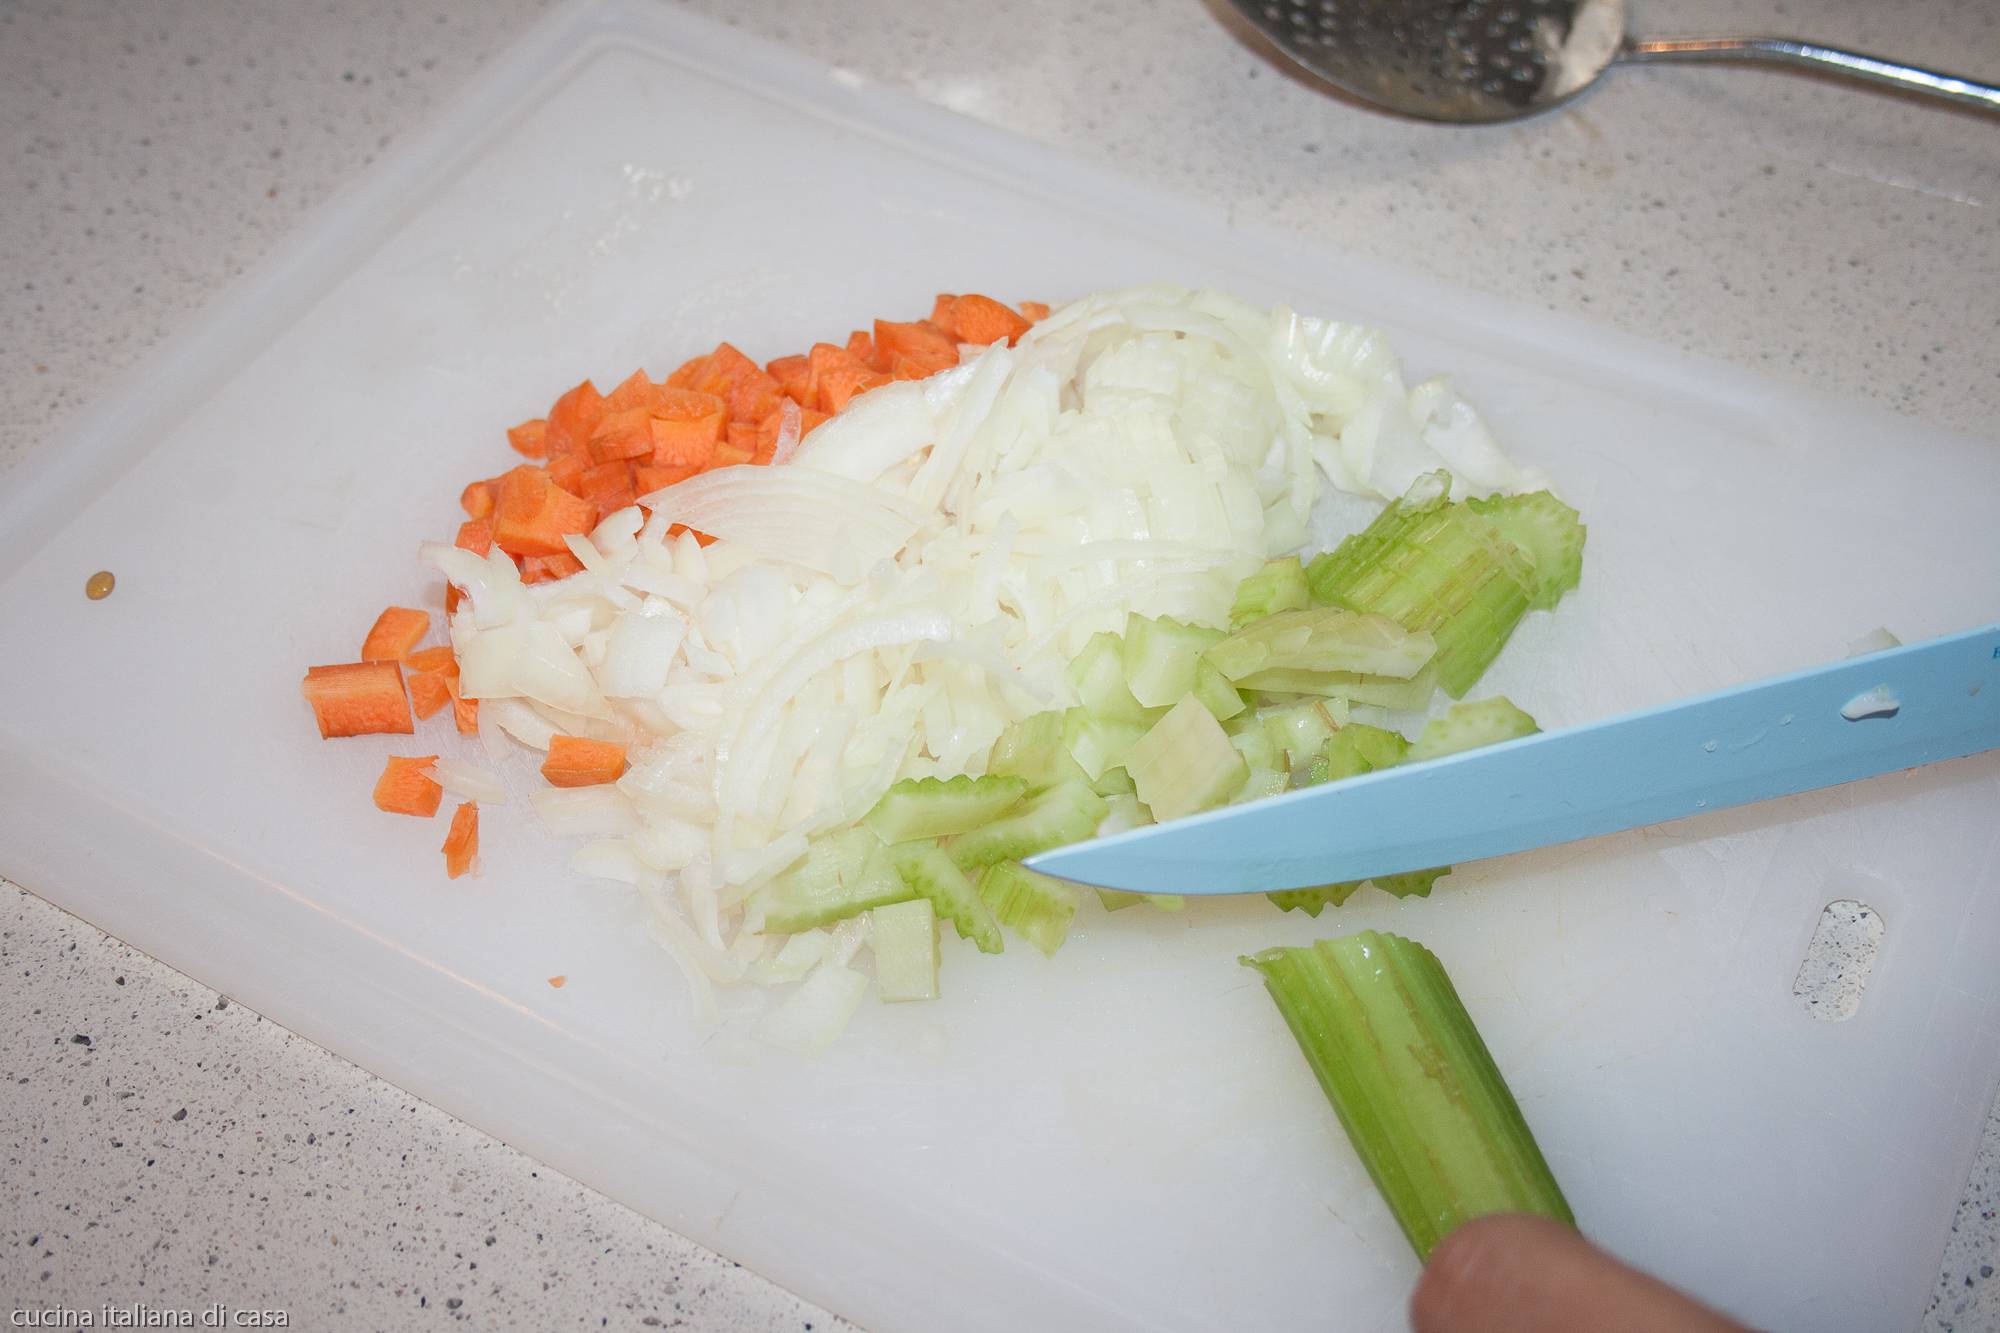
top-left (756, 829), bottom-right (912, 934)
top-left (1095, 888), bottom-right (1184, 912)
top-left (1320, 722), bottom-right (1412, 781)
top-left (862, 773), bottom-right (1030, 843)
top-left (1207, 607), bottom-right (1436, 682)
top-left (946, 779), bottom-right (1108, 871)
top-left (978, 861), bottom-right (1078, 957)
top-left (989, 710), bottom-right (1092, 792)
top-left (1126, 696), bottom-right (1249, 823)
top-left (1237, 767), bottom-right (1290, 804)
top-left (869, 898), bottom-right (939, 1001)
top-left (1374, 866), bottom-right (1452, 898)
top-left (1230, 556), bottom-right (1311, 624)
top-left (890, 841), bottom-right (1003, 954)
top-left (1122, 613), bottom-right (1226, 708)
top-left (1242, 666), bottom-right (1438, 711)
top-left (1244, 932), bottom-right (1574, 1258)
top-left (1307, 473), bottom-right (1535, 698)
top-left (1226, 712), bottom-right (1287, 773)
top-left (1192, 658), bottom-right (1249, 722)
top-left (1265, 882), bottom-right (1363, 916)
top-left (1068, 630), bottom-right (1148, 719)
top-left (1063, 707), bottom-right (1151, 782)
top-left (1466, 491), bottom-right (1585, 612)
top-left (1261, 698), bottom-right (1348, 769)
top-left (1098, 792), bottom-right (1153, 835)
top-left (1091, 765), bottom-right (1137, 797)
top-left (1409, 696), bottom-right (1540, 761)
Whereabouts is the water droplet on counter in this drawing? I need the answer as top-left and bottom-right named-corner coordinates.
top-left (1701, 739), bottom-right (1717, 753)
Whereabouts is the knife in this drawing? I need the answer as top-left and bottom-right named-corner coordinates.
top-left (1024, 622), bottom-right (2000, 894)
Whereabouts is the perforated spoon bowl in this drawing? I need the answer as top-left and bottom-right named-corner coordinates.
top-left (1226, 0), bottom-right (2000, 123)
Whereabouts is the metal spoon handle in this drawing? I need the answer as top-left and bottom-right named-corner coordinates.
top-left (1619, 36), bottom-right (2000, 113)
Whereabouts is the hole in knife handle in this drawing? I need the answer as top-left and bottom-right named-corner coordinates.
top-left (1792, 899), bottom-right (1884, 1023)
top-left (1840, 685), bottom-right (1900, 721)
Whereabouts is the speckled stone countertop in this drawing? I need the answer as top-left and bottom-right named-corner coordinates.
top-left (2, 0), bottom-right (1996, 1328)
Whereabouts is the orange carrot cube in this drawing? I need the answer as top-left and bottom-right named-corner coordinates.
top-left (373, 754), bottom-right (442, 817)
top-left (301, 662), bottom-right (414, 739)
top-left (441, 801), bottom-right (478, 878)
top-left (948, 294), bottom-right (1031, 347)
top-left (360, 606), bottom-right (429, 663)
top-left (492, 465), bottom-right (597, 558)
top-left (455, 518), bottom-right (493, 557)
top-left (540, 735), bottom-right (627, 787)
top-left (506, 419), bottom-right (549, 459)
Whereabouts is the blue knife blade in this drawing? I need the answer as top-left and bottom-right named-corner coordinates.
top-left (1024, 622), bottom-right (2000, 894)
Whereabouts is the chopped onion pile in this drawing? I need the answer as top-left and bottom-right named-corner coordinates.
top-left (427, 284), bottom-right (1545, 1026)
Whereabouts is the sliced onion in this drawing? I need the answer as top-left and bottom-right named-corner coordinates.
top-left (639, 465), bottom-right (930, 583)
top-left (531, 786), bottom-right (640, 836)
top-left (429, 757), bottom-right (508, 805)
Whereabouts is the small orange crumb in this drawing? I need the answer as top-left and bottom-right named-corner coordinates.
top-left (547, 975), bottom-right (567, 989)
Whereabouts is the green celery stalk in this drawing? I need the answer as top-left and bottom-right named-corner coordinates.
top-left (1230, 556), bottom-right (1312, 624)
top-left (1243, 931), bottom-right (1574, 1259)
top-left (1466, 491), bottom-right (1587, 612)
top-left (869, 899), bottom-right (939, 1001)
top-left (1409, 696), bottom-right (1541, 761)
top-left (978, 861), bottom-right (1078, 957)
top-left (1068, 630), bottom-right (1148, 719)
top-left (945, 779), bottom-right (1107, 871)
top-left (1306, 472), bottom-right (1535, 698)
top-left (1122, 614), bottom-right (1226, 708)
top-left (988, 710), bottom-right (1093, 792)
top-left (755, 828), bottom-right (912, 934)
top-left (863, 774), bottom-right (1030, 843)
top-left (890, 841), bottom-right (1003, 954)
top-left (1264, 882), bottom-right (1363, 916)
top-left (1206, 607), bottom-right (1436, 682)
top-left (1126, 696), bottom-right (1248, 823)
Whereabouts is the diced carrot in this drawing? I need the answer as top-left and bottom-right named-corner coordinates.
top-left (929, 293), bottom-right (961, 336)
top-left (889, 351), bottom-right (956, 381)
top-left (577, 458), bottom-right (635, 498)
top-left (688, 342), bottom-right (762, 399)
top-left (634, 462), bottom-right (700, 492)
top-left (407, 645), bottom-right (455, 673)
top-left (507, 419), bottom-right (548, 459)
top-left (667, 523), bottom-right (719, 548)
top-left (540, 735), bottom-right (627, 787)
top-left (520, 552), bottom-right (586, 583)
top-left (441, 801), bottom-right (478, 878)
top-left (587, 407), bottom-right (656, 463)
top-left (874, 318), bottom-right (958, 368)
top-left (408, 669), bottom-right (453, 720)
top-left (808, 342), bottom-right (891, 414)
top-left (492, 464), bottom-right (597, 557)
top-left (460, 479), bottom-right (495, 520)
top-left (544, 454), bottom-right (589, 496)
top-left (373, 754), bottom-right (442, 817)
top-left (452, 688), bottom-right (478, 735)
top-left (455, 518), bottom-right (493, 557)
top-left (649, 388), bottom-right (725, 466)
top-left (846, 330), bottom-right (885, 373)
top-left (800, 407), bottom-right (830, 435)
top-left (301, 661), bottom-right (413, 739)
top-left (766, 354), bottom-right (811, 405)
top-left (445, 583), bottom-right (463, 616)
top-left (547, 975), bottom-right (567, 988)
top-left (360, 607), bottom-right (430, 663)
top-left (1019, 300), bottom-right (1050, 322)
top-left (948, 293), bottom-right (1031, 347)
top-left (601, 368), bottom-right (662, 414)
top-left (753, 405), bottom-right (832, 457)
top-left (663, 353), bottom-right (707, 389)
top-left (724, 422), bottom-right (756, 455)
top-left (542, 379), bottom-right (605, 461)
top-left (728, 370), bottom-right (786, 426)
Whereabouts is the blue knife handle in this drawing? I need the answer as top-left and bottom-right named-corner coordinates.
top-left (1026, 623), bottom-right (2000, 894)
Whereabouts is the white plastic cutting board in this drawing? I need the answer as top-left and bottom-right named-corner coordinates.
top-left (1, 3), bottom-right (1996, 1330)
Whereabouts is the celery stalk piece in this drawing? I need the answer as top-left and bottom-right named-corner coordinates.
top-left (1068, 630), bottom-right (1148, 720)
top-left (1063, 707), bottom-right (1152, 783)
top-left (869, 898), bottom-right (940, 1001)
top-left (989, 710), bottom-right (1092, 792)
top-left (1466, 491), bottom-right (1586, 611)
top-left (1241, 666), bottom-right (1438, 711)
top-left (1243, 932), bottom-right (1574, 1259)
top-left (1226, 712), bottom-right (1289, 773)
top-left (1320, 723), bottom-right (1413, 781)
top-left (1091, 765), bottom-right (1137, 797)
top-left (1097, 792), bottom-right (1153, 836)
top-left (1231, 556), bottom-right (1312, 625)
top-left (862, 774), bottom-right (1030, 843)
top-left (1122, 614), bottom-right (1226, 708)
top-left (1126, 696), bottom-right (1249, 823)
top-left (1095, 888), bottom-right (1184, 912)
top-left (890, 841), bottom-right (1003, 954)
top-left (978, 861), bottom-right (1079, 957)
top-left (755, 829), bottom-right (913, 934)
top-left (945, 779), bottom-right (1108, 871)
top-left (1192, 658), bottom-right (1249, 722)
top-left (1237, 767), bottom-right (1291, 804)
top-left (1409, 696), bottom-right (1540, 761)
top-left (1265, 882), bottom-right (1363, 916)
top-left (1207, 607), bottom-right (1436, 682)
top-left (1374, 866), bottom-right (1452, 898)
top-left (1261, 698), bottom-right (1349, 771)
top-left (1307, 472), bottom-right (1535, 698)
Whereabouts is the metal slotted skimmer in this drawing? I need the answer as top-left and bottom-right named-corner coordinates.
top-left (1229, 0), bottom-right (2000, 123)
